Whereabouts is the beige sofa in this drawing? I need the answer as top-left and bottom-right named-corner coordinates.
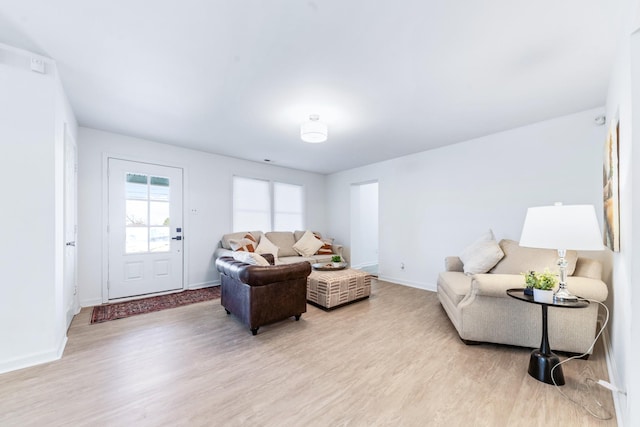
top-left (437, 239), bottom-right (608, 355)
top-left (215, 230), bottom-right (344, 265)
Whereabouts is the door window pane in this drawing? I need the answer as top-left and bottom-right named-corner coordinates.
top-left (126, 174), bottom-right (148, 200)
top-left (125, 172), bottom-right (171, 253)
top-left (150, 227), bottom-right (170, 252)
top-left (126, 200), bottom-right (148, 226)
top-left (150, 176), bottom-right (170, 201)
top-left (150, 201), bottom-right (170, 226)
top-left (126, 227), bottom-right (148, 253)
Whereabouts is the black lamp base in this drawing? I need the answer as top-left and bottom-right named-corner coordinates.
top-left (528, 349), bottom-right (565, 385)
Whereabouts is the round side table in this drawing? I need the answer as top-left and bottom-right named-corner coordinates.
top-left (506, 288), bottom-right (589, 385)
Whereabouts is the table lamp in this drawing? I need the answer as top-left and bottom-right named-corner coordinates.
top-left (519, 203), bottom-right (604, 301)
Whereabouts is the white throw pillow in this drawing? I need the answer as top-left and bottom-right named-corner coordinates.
top-left (459, 230), bottom-right (505, 275)
top-left (292, 230), bottom-right (324, 257)
top-left (232, 251), bottom-right (270, 266)
top-left (255, 235), bottom-right (280, 260)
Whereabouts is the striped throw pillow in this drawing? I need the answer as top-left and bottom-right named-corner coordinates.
top-left (229, 233), bottom-right (257, 252)
top-left (313, 232), bottom-right (334, 255)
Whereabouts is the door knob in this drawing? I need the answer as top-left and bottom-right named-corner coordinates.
top-left (171, 236), bottom-right (182, 241)
top-left (66, 241), bottom-right (76, 246)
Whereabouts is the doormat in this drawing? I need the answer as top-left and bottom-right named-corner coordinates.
top-left (90, 287), bottom-right (221, 324)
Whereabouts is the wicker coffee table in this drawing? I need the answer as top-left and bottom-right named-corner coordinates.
top-left (307, 268), bottom-right (371, 310)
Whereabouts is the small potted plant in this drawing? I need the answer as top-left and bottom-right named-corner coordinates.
top-left (522, 271), bottom-right (537, 296)
top-left (331, 255), bottom-right (342, 268)
top-left (533, 269), bottom-right (558, 303)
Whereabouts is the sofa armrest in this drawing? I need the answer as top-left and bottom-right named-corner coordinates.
top-left (445, 256), bottom-right (464, 272)
top-left (470, 273), bottom-right (608, 302)
top-left (214, 248), bottom-right (274, 265)
top-left (471, 274), bottom-right (524, 298)
top-left (261, 253), bottom-right (275, 265)
top-left (214, 247), bottom-right (235, 259)
top-left (565, 276), bottom-right (608, 301)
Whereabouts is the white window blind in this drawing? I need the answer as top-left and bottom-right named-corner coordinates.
top-left (232, 177), bottom-right (271, 232)
top-left (274, 182), bottom-right (303, 231)
top-left (232, 177), bottom-right (304, 231)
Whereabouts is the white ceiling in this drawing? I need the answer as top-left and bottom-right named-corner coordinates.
top-left (0, 0), bottom-right (623, 174)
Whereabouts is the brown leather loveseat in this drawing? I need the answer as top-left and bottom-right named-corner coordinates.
top-left (215, 254), bottom-right (311, 335)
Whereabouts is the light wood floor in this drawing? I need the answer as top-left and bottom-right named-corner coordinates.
top-left (0, 280), bottom-right (616, 426)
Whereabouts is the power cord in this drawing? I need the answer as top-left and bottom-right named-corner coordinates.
top-left (550, 299), bottom-right (620, 420)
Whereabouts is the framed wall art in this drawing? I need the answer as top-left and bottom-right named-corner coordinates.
top-left (603, 117), bottom-right (620, 252)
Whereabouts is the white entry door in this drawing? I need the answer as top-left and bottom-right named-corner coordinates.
top-left (108, 158), bottom-right (184, 300)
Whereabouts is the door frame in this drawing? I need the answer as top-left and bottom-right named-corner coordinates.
top-left (101, 153), bottom-right (190, 303)
top-left (349, 180), bottom-right (379, 272)
top-left (63, 123), bottom-right (79, 327)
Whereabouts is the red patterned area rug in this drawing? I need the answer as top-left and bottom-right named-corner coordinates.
top-left (90, 287), bottom-right (221, 324)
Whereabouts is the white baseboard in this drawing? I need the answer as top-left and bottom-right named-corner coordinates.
top-left (0, 334), bottom-right (67, 375)
top-left (79, 297), bottom-right (103, 308)
top-left (66, 303), bottom-right (81, 330)
top-left (377, 275), bottom-right (436, 292)
top-left (351, 263), bottom-right (378, 274)
top-left (351, 262), bottom-right (377, 269)
top-left (187, 280), bottom-right (219, 290)
top-left (602, 324), bottom-right (627, 426)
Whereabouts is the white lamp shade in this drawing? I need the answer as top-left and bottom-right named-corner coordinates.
top-left (301, 115), bottom-right (327, 143)
top-left (519, 204), bottom-right (604, 251)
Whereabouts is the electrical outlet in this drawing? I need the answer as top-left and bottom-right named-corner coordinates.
top-left (400, 262), bottom-right (405, 270)
top-left (190, 208), bottom-right (198, 215)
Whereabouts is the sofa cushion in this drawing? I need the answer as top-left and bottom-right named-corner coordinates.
top-left (293, 230), bottom-right (324, 257)
top-left (232, 251), bottom-right (270, 266)
top-left (255, 235), bottom-right (280, 260)
top-left (573, 258), bottom-right (603, 280)
top-left (490, 239), bottom-right (578, 275)
top-left (459, 230), bottom-right (505, 275)
top-left (265, 231), bottom-right (298, 257)
top-left (294, 230), bottom-right (308, 242)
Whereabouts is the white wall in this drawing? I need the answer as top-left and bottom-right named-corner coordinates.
top-left (631, 29), bottom-right (640, 427)
top-left (604, 0), bottom-right (640, 424)
top-left (77, 128), bottom-right (327, 306)
top-left (0, 44), bottom-right (77, 373)
top-left (327, 108), bottom-right (606, 290)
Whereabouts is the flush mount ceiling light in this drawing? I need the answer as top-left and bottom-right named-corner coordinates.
top-left (300, 114), bottom-right (327, 143)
